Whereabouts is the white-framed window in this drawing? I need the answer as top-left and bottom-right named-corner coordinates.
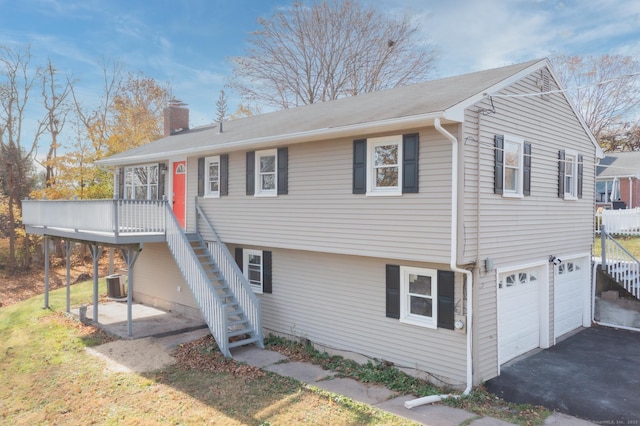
top-left (243, 249), bottom-right (264, 293)
top-left (400, 266), bottom-right (437, 328)
top-left (564, 151), bottom-right (578, 199)
top-left (255, 149), bottom-right (277, 196)
top-left (503, 136), bottom-right (524, 197)
top-left (124, 164), bottom-right (158, 200)
top-left (204, 155), bottom-right (220, 197)
top-left (367, 136), bottom-right (402, 196)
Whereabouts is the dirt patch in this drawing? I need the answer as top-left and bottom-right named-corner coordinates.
top-left (86, 338), bottom-right (177, 373)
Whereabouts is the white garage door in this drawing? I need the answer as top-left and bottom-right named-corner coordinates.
top-left (554, 257), bottom-right (588, 338)
top-left (498, 266), bottom-right (542, 364)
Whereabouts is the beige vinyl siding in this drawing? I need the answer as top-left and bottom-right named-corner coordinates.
top-left (132, 242), bottom-right (197, 317)
top-left (193, 128), bottom-right (453, 263)
top-left (465, 68), bottom-right (597, 381)
top-left (230, 246), bottom-right (468, 386)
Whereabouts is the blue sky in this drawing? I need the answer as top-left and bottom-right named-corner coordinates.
top-left (1, 0), bottom-right (639, 155)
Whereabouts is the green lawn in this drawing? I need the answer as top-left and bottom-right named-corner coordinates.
top-left (593, 235), bottom-right (640, 258)
top-left (0, 281), bottom-right (414, 425)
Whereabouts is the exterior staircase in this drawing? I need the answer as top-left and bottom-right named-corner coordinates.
top-left (187, 234), bottom-right (261, 351)
top-left (164, 203), bottom-right (263, 357)
top-left (600, 226), bottom-right (640, 300)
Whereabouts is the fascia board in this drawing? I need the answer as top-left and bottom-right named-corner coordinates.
top-left (97, 111), bottom-right (453, 166)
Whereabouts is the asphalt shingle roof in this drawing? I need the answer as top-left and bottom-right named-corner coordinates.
top-left (102, 59), bottom-right (543, 164)
top-left (596, 152), bottom-right (640, 178)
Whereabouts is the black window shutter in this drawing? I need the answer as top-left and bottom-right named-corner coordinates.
top-left (197, 157), bottom-right (205, 197)
top-left (523, 142), bottom-right (532, 196)
top-left (158, 163), bottom-right (166, 200)
top-left (220, 154), bottom-right (229, 196)
top-left (353, 139), bottom-right (367, 194)
top-left (385, 264), bottom-right (401, 319)
top-left (117, 167), bottom-right (125, 199)
top-left (494, 135), bottom-right (504, 194)
top-left (277, 147), bottom-right (288, 195)
top-left (246, 151), bottom-right (255, 195)
top-left (402, 133), bottom-right (419, 193)
top-left (558, 150), bottom-right (565, 198)
top-left (235, 248), bottom-right (243, 272)
top-left (263, 251), bottom-right (272, 294)
top-left (577, 154), bottom-right (583, 199)
top-left (437, 270), bottom-right (455, 330)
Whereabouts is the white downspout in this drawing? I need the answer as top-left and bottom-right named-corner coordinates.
top-left (405, 118), bottom-right (473, 408)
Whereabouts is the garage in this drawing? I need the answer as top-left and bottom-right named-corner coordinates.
top-left (554, 256), bottom-right (589, 339)
top-left (498, 265), bottom-right (547, 364)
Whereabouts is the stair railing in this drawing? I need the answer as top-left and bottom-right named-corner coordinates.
top-left (195, 201), bottom-right (264, 348)
top-left (600, 225), bottom-right (640, 299)
top-left (164, 202), bottom-right (231, 356)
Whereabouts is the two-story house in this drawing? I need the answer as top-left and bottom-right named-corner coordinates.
top-left (23, 58), bottom-right (603, 389)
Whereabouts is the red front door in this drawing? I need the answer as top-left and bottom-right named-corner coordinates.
top-left (172, 161), bottom-right (186, 228)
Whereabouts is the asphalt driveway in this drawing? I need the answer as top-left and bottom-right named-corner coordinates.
top-left (486, 326), bottom-right (640, 423)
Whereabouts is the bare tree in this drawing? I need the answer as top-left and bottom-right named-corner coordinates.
top-left (230, 0), bottom-right (438, 109)
top-left (41, 59), bottom-right (73, 192)
top-left (0, 45), bottom-right (46, 272)
top-left (551, 54), bottom-right (640, 149)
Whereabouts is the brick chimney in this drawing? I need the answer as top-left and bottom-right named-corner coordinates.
top-left (163, 100), bottom-right (189, 137)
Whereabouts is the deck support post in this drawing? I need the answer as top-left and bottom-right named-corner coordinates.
top-left (65, 241), bottom-right (72, 313)
top-left (120, 245), bottom-right (142, 337)
top-left (44, 236), bottom-right (50, 309)
top-left (89, 243), bottom-right (103, 322)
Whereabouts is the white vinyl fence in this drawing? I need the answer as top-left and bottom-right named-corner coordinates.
top-left (596, 208), bottom-right (640, 236)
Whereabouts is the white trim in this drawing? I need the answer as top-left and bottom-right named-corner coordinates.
top-left (399, 266), bottom-right (438, 329)
top-left (96, 111), bottom-right (450, 167)
top-left (254, 149), bottom-right (278, 197)
top-left (243, 249), bottom-right (264, 294)
top-left (563, 149), bottom-right (579, 200)
top-left (366, 135), bottom-right (403, 196)
top-left (502, 135), bottom-right (524, 198)
top-left (203, 155), bottom-right (221, 198)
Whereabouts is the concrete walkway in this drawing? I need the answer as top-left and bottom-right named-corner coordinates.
top-left (80, 302), bottom-right (594, 425)
top-left (229, 345), bottom-right (593, 426)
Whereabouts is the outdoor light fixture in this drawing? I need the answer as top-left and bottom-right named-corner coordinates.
top-left (549, 255), bottom-right (562, 266)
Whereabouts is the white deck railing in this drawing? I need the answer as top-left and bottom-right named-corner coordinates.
top-left (164, 203), bottom-right (230, 356)
top-left (196, 203), bottom-right (263, 348)
top-left (600, 226), bottom-right (640, 299)
top-left (22, 199), bottom-right (166, 235)
top-left (596, 208), bottom-right (640, 236)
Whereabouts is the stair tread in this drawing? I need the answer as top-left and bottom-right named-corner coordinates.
top-left (228, 336), bottom-right (260, 349)
top-left (227, 328), bottom-right (252, 337)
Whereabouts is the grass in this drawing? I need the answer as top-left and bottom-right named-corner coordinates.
top-left (0, 281), bottom-right (417, 425)
top-left (593, 235), bottom-right (640, 258)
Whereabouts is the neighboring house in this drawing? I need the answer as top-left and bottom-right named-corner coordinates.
top-left (23, 58), bottom-right (603, 389)
top-left (596, 151), bottom-right (640, 209)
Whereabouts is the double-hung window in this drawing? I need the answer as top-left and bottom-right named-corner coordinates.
top-left (564, 151), bottom-right (578, 199)
top-left (494, 134), bottom-right (531, 197)
top-left (400, 266), bottom-right (438, 328)
top-left (204, 155), bottom-right (220, 197)
top-left (367, 136), bottom-right (402, 195)
top-left (124, 164), bottom-right (158, 200)
top-left (243, 249), bottom-right (264, 293)
top-left (255, 149), bottom-right (277, 196)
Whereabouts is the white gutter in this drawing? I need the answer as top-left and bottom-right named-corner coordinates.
top-left (97, 111), bottom-right (451, 167)
top-left (405, 118), bottom-right (473, 409)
